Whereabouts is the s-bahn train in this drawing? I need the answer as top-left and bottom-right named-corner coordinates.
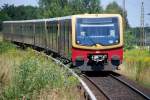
top-left (2, 14), bottom-right (123, 71)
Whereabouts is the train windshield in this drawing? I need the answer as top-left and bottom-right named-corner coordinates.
top-left (76, 17), bottom-right (120, 46)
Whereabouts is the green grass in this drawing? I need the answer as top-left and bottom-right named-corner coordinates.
top-left (0, 41), bottom-right (16, 54)
top-left (0, 32), bottom-right (2, 41)
top-left (120, 49), bottom-right (150, 88)
top-left (0, 41), bottom-right (80, 100)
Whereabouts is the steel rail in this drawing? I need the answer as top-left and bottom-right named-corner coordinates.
top-left (110, 74), bottom-right (150, 100)
top-left (82, 74), bottom-right (112, 100)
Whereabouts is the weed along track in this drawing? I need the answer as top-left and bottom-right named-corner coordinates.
top-left (0, 42), bottom-right (82, 100)
top-left (34, 50), bottom-right (97, 100)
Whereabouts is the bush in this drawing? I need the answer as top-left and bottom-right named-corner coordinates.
top-left (2, 50), bottom-right (78, 99)
top-left (0, 41), bottom-right (16, 54)
top-left (124, 30), bottom-right (135, 50)
top-left (124, 49), bottom-right (150, 87)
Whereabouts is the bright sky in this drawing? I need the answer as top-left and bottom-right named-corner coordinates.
top-left (0, 0), bottom-right (150, 27)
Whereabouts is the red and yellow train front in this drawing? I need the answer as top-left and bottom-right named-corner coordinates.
top-left (71, 14), bottom-right (123, 71)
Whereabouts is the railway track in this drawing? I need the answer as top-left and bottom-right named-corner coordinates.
top-left (81, 72), bottom-right (150, 100)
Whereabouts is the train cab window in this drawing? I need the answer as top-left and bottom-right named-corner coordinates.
top-left (76, 17), bottom-right (120, 46)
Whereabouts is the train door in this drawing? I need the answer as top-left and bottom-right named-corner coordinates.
top-left (35, 22), bottom-right (40, 47)
top-left (33, 22), bottom-right (35, 46)
top-left (68, 19), bottom-right (72, 59)
top-left (57, 20), bottom-right (60, 54)
top-left (41, 22), bottom-right (46, 48)
top-left (46, 21), bottom-right (50, 49)
top-left (44, 21), bottom-right (48, 49)
top-left (64, 20), bottom-right (69, 58)
top-left (59, 20), bottom-right (65, 55)
top-left (66, 19), bottom-right (72, 59)
top-left (58, 19), bottom-right (72, 58)
top-left (53, 21), bottom-right (58, 52)
top-left (58, 20), bottom-right (61, 55)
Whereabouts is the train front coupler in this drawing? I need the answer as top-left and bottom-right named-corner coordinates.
top-left (88, 54), bottom-right (108, 64)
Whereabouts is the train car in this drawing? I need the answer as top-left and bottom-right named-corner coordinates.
top-left (2, 14), bottom-right (123, 71)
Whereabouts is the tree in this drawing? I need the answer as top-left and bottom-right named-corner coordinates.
top-left (0, 4), bottom-right (40, 31)
top-left (70, 0), bottom-right (102, 14)
top-left (86, 0), bottom-right (103, 13)
top-left (0, 11), bottom-right (11, 31)
top-left (105, 2), bottom-right (123, 15)
top-left (0, 4), bottom-right (12, 31)
top-left (0, 4), bottom-right (16, 20)
top-left (0, 4), bottom-right (40, 20)
top-left (13, 5), bottom-right (40, 20)
top-left (38, 0), bottom-right (70, 17)
top-left (38, 0), bottom-right (103, 18)
top-left (124, 30), bottom-right (135, 50)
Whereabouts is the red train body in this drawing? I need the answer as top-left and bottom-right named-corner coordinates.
top-left (72, 47), bottom-right (123, 63)
top-left (72, 47), bottom-right (123, 71)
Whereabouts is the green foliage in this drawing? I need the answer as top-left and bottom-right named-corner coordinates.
top-left (105, 1), bottom-right (123, 15)
top-left (38, 0), bottom-right (103, 17)
top-left (0, 6), bottom-right (11, 31)
top-left (38, 0), bottom-right (69, 17)
top-left (70, 0), bottom-right (102, 14)
top-left (0, 4), bottom-right (40, 20)
top-left (0, 4), bottom-right (40, 31)
top-left (124, 49), bottom-right (150, 87)
top-left (1, 49), bottom-right (78, 99)
top-left (124, 49), bottom-right (150, 58)
top-left (0, 41), bottom-right (16, 54)
top-left (124, 30), bottom-right (135, 50)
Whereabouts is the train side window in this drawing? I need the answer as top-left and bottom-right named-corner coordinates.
top-left (46, 23), bottom-right (50, 48)
top-left (60, 20), bottom-right (64, 54)
top-left (53, 23), bottom-right (55, 49)
top-left (55, 21), bottom-right (58, 50)
top-left (52, 22), bottom-right (54, 49)
top-left (63, 21), bottom-right (66, 54)
top-left (29, 24), bottom-right (32, 36)
top-left (63, 21), bottom-right (65, 54)
top-left (49, 22), bottom-right (52, 48)
top-left (54, 22), bottom-right (57, 50)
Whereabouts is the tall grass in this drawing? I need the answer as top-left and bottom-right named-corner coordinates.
top-left (0, 41), bottom-right (16, 54)
top-left (0, 42), bottom-right (80, 100)
top-left (0, 33), bottom-right (2, 41)
top-left (121, 49), bottom-right (150, 88)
